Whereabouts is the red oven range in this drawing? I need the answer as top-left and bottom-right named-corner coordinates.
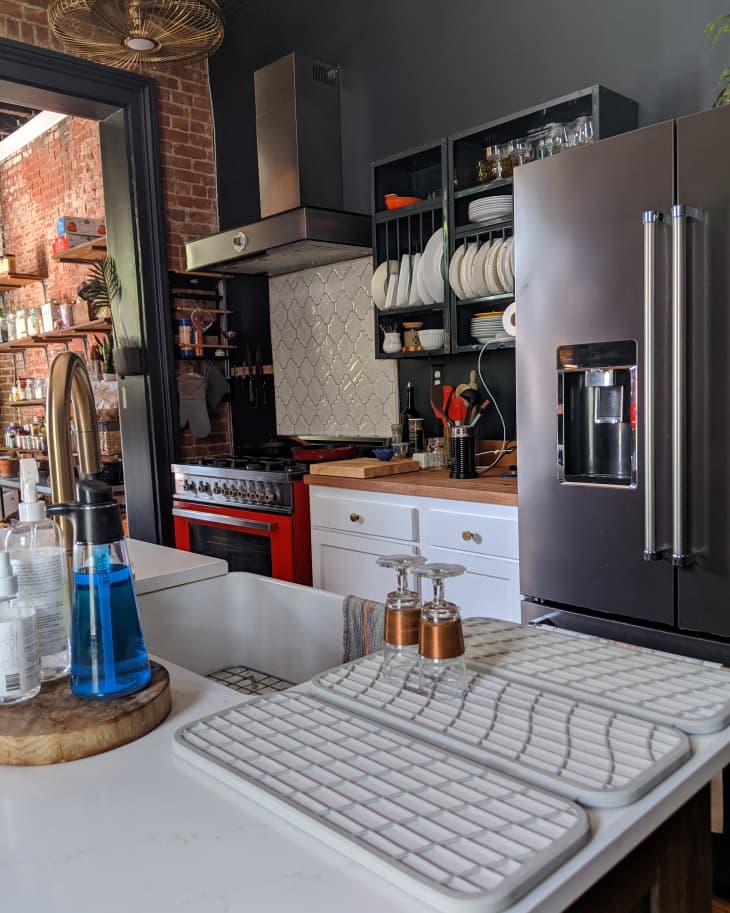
top-left (171, 457), bottom-right (311, 585)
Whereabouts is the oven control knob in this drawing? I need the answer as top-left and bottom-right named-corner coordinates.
top-left (264, 485), bottom-right (274, 503)
top-left (221, 483), bottom-right (230, 496)
top-left (199, 481), bottom-right (211, 494)
top-left (213, 483), bottom-right (222, 495)
top-left (183, 479), bottom-right (197, 492)
top-left (231, 486), bottom-right (242, 499)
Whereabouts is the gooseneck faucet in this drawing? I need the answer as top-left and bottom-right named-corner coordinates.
top-left (46, 352), bottom-right (103, 554)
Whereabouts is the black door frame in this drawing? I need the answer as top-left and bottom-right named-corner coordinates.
top-left (0, 36), bottom-right (177, 545)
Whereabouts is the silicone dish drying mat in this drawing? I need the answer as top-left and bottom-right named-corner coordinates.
top-left (463, 618), bottom-right (730, 734)
top-left (174, 692), bottom-right (589, 913)
top-left (311, 654), bottom-right (690, 808)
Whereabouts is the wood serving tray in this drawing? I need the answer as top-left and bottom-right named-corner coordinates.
top-left (0, 661), bottom-right (171, 765)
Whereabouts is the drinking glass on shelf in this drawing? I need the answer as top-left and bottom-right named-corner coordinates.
top-left (572, 115), bottom-right (594, 145)
top-left (376, 554), bottom-right (427, 683)
top-left (511, 138), bottom-right (533, 167)
top-left (414, 562), bottom-right (468, 700)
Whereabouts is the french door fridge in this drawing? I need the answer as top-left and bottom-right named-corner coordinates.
top-left (515, 104), bottom-right (730, 661)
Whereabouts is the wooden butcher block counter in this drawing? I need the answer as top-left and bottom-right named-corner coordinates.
top-left (304, 465), bottom-right (518, 507)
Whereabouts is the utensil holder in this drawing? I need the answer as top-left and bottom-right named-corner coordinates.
top-left (449, 425), bottom-right (477, 479)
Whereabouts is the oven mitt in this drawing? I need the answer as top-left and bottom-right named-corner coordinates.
top-left (178, 372), bottom-right (211, 439)
top-left (205, 365), bottom-right (228, 411)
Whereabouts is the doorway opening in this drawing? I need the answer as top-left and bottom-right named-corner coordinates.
top-left (0, 36), bottom-right (177, 544)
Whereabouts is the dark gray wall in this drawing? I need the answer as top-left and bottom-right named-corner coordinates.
top-left (209, 0), bottom-right (727, 447)
top-left (210, 0), bottom-right (728, 226)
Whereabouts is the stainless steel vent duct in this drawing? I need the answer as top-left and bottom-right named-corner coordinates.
top-left (185, 53), bottom-right (371, 276)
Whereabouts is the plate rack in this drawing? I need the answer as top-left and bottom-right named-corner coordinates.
top-left (371, 85), bottom-right (638, 358)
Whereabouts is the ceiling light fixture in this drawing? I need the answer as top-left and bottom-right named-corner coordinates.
top-left (48, 0), bottom-right (225, 70)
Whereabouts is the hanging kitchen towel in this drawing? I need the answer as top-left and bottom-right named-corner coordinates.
top-left (178, 371), bottom-right (211, 438)
top-left (205, 364), bottom-right (229, 411)
top-left (342, 595), bottom-right (384, 662)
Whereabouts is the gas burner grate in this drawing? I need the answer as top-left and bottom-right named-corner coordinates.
top-left (206, 665), bottom-right (294, 696)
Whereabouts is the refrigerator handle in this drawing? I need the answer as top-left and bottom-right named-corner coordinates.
top-left (643, 211), bottom-right (662, 561)
top-left (670, 204), bottom-right (703, 567)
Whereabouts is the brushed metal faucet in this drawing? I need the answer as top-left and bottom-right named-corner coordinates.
top-left (46, 351), bottom-right (102, 553)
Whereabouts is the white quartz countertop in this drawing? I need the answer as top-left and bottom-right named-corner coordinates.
top-left (2, 660), bottom-right (730, 913)
top-left (127, 537), bottom-right (227, 594)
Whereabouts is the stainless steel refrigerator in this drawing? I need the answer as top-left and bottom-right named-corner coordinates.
top-left (515, 104), bottom-right (730, 662)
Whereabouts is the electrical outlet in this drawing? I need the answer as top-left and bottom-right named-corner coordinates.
top-left (431, 363), bottom-right (445, 387)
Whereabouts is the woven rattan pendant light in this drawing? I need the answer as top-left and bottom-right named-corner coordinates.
top-left (48, 0), bottom-right (225, 70)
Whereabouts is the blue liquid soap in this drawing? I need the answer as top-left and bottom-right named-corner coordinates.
top-left (71, 554), bottom-right (150, 699)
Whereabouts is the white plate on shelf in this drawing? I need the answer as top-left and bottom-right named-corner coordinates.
top-left (459, 241), bottom-right (479, 299)
top-left (384, 270), bottom-right (398, 310)
top-left (497, 243), bottom-right (512, 294)
top-left (421, 228), bottom-right (445, 303)
top-left (371, 260), bottom-right (399, 309)
top-left (415, 247), bottom-right (435, 305)
top-left (507, 236), bottom-right (515, 283)
top-left (471, 241), bottom-right (492, 298)
top-left (408, 252), bottom-right (423, 306)
top-left (468, 194), bottom-right (512, 218)
top-left (448, 243), bottom-right (467, 299)
top-left (396, 254), bottom-right (411, 307)
top-left (485, 239), bottom-right (504, 294)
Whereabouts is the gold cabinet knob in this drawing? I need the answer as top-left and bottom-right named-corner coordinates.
top-left (461, 530), bottom-right (474, 541)
top-left (350, 513), bottom-right (361, 523)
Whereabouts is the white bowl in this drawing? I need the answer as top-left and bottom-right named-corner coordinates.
top-left (418, 329), bottom-right (444, 350)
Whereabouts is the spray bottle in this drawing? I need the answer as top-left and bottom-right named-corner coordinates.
top-left (47, 479), bottom-right (151, 699)
top-left (6, 457), bottom-right (70, 680)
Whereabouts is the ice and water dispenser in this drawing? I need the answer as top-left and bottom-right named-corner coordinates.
top-left (557, 341), bottom-right (637, 486)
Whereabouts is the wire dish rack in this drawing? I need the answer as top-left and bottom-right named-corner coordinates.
top-left (206, 665), bottom-right (293, 696)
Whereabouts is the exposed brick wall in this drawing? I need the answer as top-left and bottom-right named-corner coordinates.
top-left (0, 116), bottom-right (104, 309)
top-left (0, 114), bottom-right (102, 430)
top-left (0, 3), bottom-right (228, 460)
top-left (0, 2), bottom-right (219, 271)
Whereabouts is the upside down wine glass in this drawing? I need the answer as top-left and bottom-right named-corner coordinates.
top-left (414, 562), bottom-right (468, 700)
top-left (375, 554), bottom-right (427, 682)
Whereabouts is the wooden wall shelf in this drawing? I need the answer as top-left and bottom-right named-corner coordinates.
top-left (52, 238), bottom-right (107, 263)
top-left (0, 271), bottom-right (47, 290)
top-left (0, 319), bottom-right (112, 352)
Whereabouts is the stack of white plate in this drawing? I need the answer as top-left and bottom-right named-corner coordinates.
top-left (471, 311), bottom-right (506, 343)
top-left (370, 227), bottom-right (444, 309)
top-left (468, 194), bottom-right (513, 225)
top-left (449, 236), bottom-right (515, 299)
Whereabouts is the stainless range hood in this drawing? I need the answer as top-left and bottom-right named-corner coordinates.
top-left (186, 53), bottom-right (371, 277)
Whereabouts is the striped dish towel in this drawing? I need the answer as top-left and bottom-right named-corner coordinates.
top-left (342, 595), bottom-right (385, 662)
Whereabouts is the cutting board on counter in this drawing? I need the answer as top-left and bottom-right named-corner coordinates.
top-left (0, 662), bottom-right (171, 766)
top-left (310, 458), bottom-right (420, 479)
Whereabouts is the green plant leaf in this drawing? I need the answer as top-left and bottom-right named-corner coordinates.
top-left (706, 13), bottom-right (730, 45)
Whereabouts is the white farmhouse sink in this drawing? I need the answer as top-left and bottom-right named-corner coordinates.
top-left (137, 572), bottom-right (344, 684)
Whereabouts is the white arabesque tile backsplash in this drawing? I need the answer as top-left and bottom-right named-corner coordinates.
top-left (269, 257), bottom-right (398, 437)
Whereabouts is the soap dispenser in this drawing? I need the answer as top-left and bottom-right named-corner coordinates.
top-left (47, 479), bottom-right (151, 699)
top-left (6, 457), bottom-right (70, 681)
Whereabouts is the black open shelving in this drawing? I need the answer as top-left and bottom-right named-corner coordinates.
top-left (370, 85), bottom-right (638, 358)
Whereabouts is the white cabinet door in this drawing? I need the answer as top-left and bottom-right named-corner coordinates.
top-left (311, 528), bottom-right (419, 600)
top-left (424, 545), bottom-right (520, 623)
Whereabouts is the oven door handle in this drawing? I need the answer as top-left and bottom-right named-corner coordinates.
top-left (172, 507), bottom-right (278, 533)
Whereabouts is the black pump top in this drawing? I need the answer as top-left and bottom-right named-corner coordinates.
top-left (47, 479), bottom-right (124, 545)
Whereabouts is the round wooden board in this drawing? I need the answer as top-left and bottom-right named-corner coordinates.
top-left (0, 661), bottom-right (171, 766)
